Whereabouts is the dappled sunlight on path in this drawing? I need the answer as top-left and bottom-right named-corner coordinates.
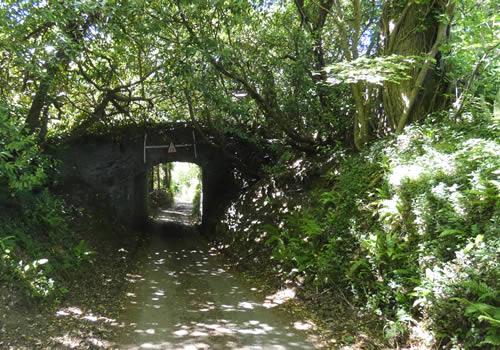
top-left (113, 227), bottom-right (317, 349)
top-left (153, 201), bottom-right (197, 226)
top-left (43, 203), bottom-right (319, 349)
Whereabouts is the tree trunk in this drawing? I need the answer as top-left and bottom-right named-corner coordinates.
top-left (150, 168), bottom-right (154, 191)
top-left (352, 83), bottom-right (370, 149)
top-left (25, 74), bottom-right (52, 133)
top-left (156, 166), bottom-right (161, 189)
top-left (161, 163), bottom-right (171, 189)
top-left (381, 0), bottom-right (453, 132)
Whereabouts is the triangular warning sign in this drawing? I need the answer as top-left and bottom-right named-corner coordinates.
top-left (168, 142), bottom-right (177, 153)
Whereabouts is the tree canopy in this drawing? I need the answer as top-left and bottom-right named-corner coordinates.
top-left (0, 0), bottom-right (498, 149)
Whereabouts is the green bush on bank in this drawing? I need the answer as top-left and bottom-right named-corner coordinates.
top-left (191, 182), bottom-right (202, 221)
top-left (0, 105), bottom-right (93, 299)
top-left (218, 108), bottom-right (499, 347)
top-left (149, 188), bottom-right (174, 211)
top-left (0, 105), bottom-right (47, 200)
top-left (344, 111), bottom-right (499, 347)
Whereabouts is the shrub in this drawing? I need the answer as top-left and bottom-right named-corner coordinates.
top-left (218, 108), bottom-right (499, 347)
top-left (0, 104), bottom-right (92, 299)
top-left (149, 188), bottom-right (174, 210)
top-left (0, 105), bottom-right (47, 201)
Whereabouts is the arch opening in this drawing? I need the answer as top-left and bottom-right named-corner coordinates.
top-left (148, 161), bottom-right (203, 226)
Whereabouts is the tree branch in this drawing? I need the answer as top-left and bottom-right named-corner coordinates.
top-left (452, 43), bottom-right (500, 118)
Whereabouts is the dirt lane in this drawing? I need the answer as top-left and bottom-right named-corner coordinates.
top-left (112, 214), bottom-right (317, 349)
top-left (1, 202), bottom-right (320, 349)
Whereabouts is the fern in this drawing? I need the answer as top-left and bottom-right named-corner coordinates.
top-left (452, 296), bottom-right (500, 346)
top-left (460, 280), bottom-right (498, 303)
top-left (481, 333), bottom-right (500, 346)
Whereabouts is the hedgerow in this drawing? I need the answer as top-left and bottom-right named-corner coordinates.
top-left (0, 105), bottom-right (93, 299)
top-left (218, 109), bottom-right (499, 347)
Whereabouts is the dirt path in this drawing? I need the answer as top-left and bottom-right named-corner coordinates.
top-left (112, 213), bottom-right (318, 349)
top-left (153, 201), bottom-right (197, 226)
top-left (1, 202), bottom-right (321, 349)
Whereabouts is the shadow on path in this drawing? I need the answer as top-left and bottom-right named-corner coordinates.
top-left (112, 208), bottom-right (317, 349)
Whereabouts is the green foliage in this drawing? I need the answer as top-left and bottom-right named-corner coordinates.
top-left (325, 55), bottom-right (427, 85)
top-left (72, 240), bottom-right (95, 266)
top-left (462, 300), bottom-right (500, 346)
top-left (191, 182), bottom-right (202, 221)
top-left (170, 162), bottom-right (202, 195)
top-left (366, 111), bottom-right (498, 346)
top-left (0, 106), bottom-right (47, 199)
top-left (220, 106), bottom-right (499, 347)
top-left (0, 0), bottom-right (497, 346)
top-left (0, 102), bottom-right (93, 299)
top-left (149, 188), bottom-right (174, 210)
top-left (0, 0), bottom-right (495, 153)
top-left (443, 0), bottom-right (499, 104)
top-left (0, 190), bottom-right (92, 299)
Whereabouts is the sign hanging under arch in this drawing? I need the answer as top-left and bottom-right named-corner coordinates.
top-left (168, 142), bottom-right (176, 153)
top-left (143, 130), bottom-right (198, 163)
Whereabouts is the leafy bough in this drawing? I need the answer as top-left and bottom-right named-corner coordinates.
top-left (324, 55), bottom-right (428, 86)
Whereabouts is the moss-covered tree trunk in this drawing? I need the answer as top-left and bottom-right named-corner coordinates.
top-left (381, 0), bottom-right (454, 132)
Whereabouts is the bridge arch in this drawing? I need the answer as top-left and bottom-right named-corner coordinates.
top-left (55, 123), bottom-right (242, 230)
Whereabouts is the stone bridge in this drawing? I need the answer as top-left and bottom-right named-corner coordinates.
top-left (54, 123), bottom-right (257, 230)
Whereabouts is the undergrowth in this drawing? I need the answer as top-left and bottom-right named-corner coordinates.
top-left (0, 106), bottom-right (94, 300)
top-left (217, 108), bottom-right (499, 348)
